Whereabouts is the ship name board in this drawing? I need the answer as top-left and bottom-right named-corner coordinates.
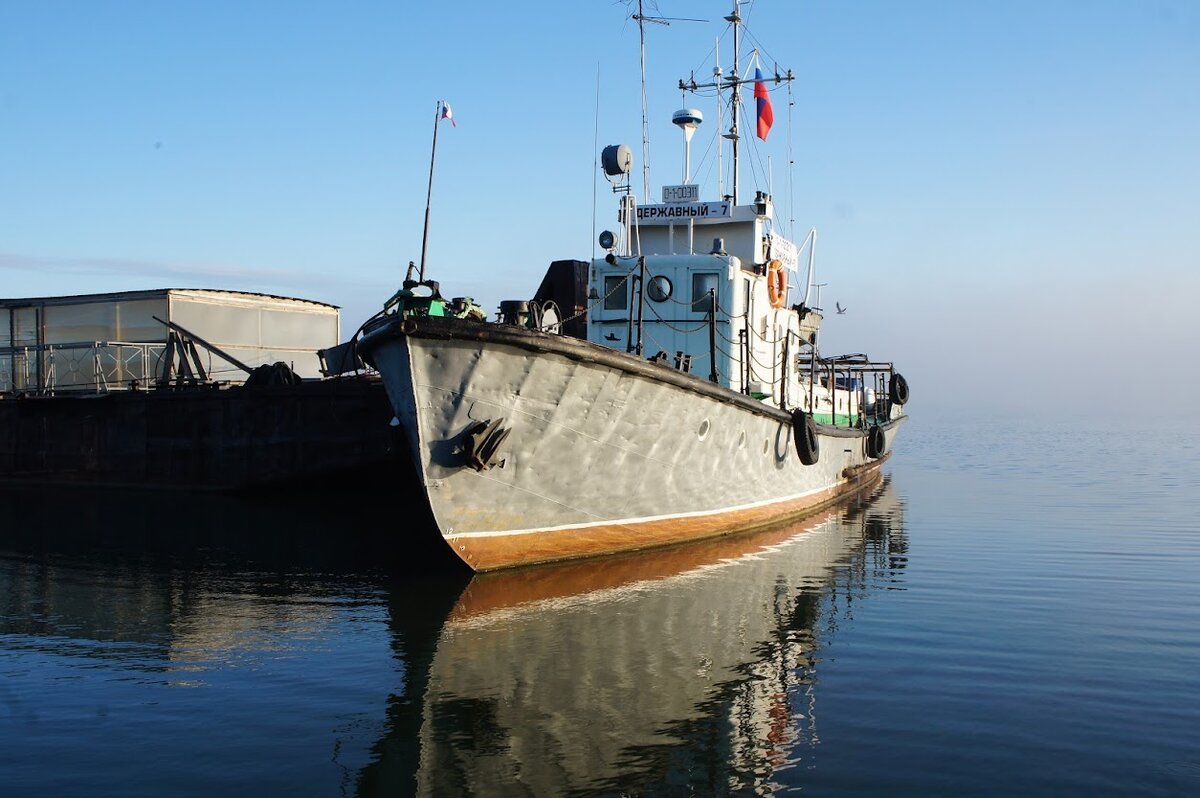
top-left (632, 202), bottom-right (732, 225)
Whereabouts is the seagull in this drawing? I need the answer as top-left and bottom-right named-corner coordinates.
top-left (836, 302), bottom-right (847, 315)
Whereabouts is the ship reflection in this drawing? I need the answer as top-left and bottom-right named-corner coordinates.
top-left (363, 476), bottom-right (908, 796)
top-left (0, 478), bottom-right (905, 794)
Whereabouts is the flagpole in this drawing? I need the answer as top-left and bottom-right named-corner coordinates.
top-left (418, 100), bottom-right (442, 282)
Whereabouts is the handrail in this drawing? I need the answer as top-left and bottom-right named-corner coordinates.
top-left (1, 341), bottom-right (168, 395)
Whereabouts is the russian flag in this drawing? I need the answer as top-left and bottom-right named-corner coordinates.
top-left (440, 100), bottom-right (456, 127)
top-left (754, 68), bottom-right (773, 141)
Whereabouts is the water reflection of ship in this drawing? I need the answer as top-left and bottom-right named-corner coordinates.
top-left (0, 491), bottom-right (471, 795)
top-left (0, 488), bottom-right (465, 665)
top-left (362, 475), bottom-right (907, 796)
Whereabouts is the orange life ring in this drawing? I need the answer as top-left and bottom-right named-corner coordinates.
top-left (766, 259), bottom-right (787, 309)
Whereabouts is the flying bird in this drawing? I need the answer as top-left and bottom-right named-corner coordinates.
top-left (836, 302), bottom-right (847, 315)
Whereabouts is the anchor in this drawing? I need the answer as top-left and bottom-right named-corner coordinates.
top-left (462, 418), bottom-right (512, 471)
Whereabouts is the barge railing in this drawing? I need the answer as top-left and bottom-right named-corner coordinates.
top-left (1, 341), bottom-right (168, 395)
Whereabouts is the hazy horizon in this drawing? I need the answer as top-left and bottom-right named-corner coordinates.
top-left (3, 0), bottom-right (1197, 417)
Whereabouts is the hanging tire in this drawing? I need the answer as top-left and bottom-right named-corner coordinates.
top-left (866, 425), bottom-right (886, 459)
top-left (792, 410), bottom-right (820, 465)
top-left (889, 373), bottom-right (910, 406)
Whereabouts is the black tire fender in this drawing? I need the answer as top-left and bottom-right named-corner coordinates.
top-left (889, 373), bottom-right (910, 406)
top-left (791, 410), bottom-right (820, 466)
top-left (866, 425), bottom-right (886, 459)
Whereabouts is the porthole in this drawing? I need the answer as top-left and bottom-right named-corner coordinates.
top-left (647, 275), bottom-right (673, 302)
top-left (697, 418), bottom-right (710, 441)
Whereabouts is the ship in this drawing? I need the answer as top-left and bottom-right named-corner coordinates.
top-left (357, 2), bottom-right (909, 571)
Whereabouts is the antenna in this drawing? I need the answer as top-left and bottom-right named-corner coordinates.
top-left (591, 64), bottom-right (601, 262)
top-left (630, 2), bottom-right (706, 203)
top-left (634, 1), bottom-right (655, 203)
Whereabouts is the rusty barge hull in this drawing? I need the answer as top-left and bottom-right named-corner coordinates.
top-left (0, 377), bottom-right (404, 491)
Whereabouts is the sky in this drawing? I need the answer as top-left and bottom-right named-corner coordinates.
top-left (2, 1), bottom-right (1198, 417)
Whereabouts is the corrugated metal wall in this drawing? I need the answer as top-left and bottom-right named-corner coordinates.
top-left (1, 290), bottom-right (340, 392)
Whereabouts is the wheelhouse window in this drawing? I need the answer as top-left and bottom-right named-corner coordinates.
top-left (603, 275), bottom-right (628, 310)
top-left (691, 272), bottom-right (719, 311)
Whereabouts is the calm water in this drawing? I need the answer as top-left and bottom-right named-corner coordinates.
top-left (1, 415), bottom-right (1198, 796)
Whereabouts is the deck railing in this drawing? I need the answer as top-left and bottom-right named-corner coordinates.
top-left (0, 342), bottom-right (169, 395)
top-left (796, 353), bottom-right (897, 428)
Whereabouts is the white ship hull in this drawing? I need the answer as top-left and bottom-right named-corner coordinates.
top-left (359, 316), bottom-right (904, 571)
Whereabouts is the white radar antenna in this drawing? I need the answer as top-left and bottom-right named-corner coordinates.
top-left (672, 108), bottom-right (703, 183)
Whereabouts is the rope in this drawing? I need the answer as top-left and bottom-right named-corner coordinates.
top-left (551, 259), bottom-right (640, 330)
top-left (643, 301), bottom-right (714, 334)
top-left (640, 325), bottom-right (673, 358)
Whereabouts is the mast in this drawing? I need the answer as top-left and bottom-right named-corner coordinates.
top-left (677, 1), bottom-right (794, 207)
top-left (715, 36), bottom-right (723, 199)
top-left (727, 0), bottom-right (742, 205)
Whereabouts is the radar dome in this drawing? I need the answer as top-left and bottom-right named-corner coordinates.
top-left (672, 108), bottom-right (704, 129)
